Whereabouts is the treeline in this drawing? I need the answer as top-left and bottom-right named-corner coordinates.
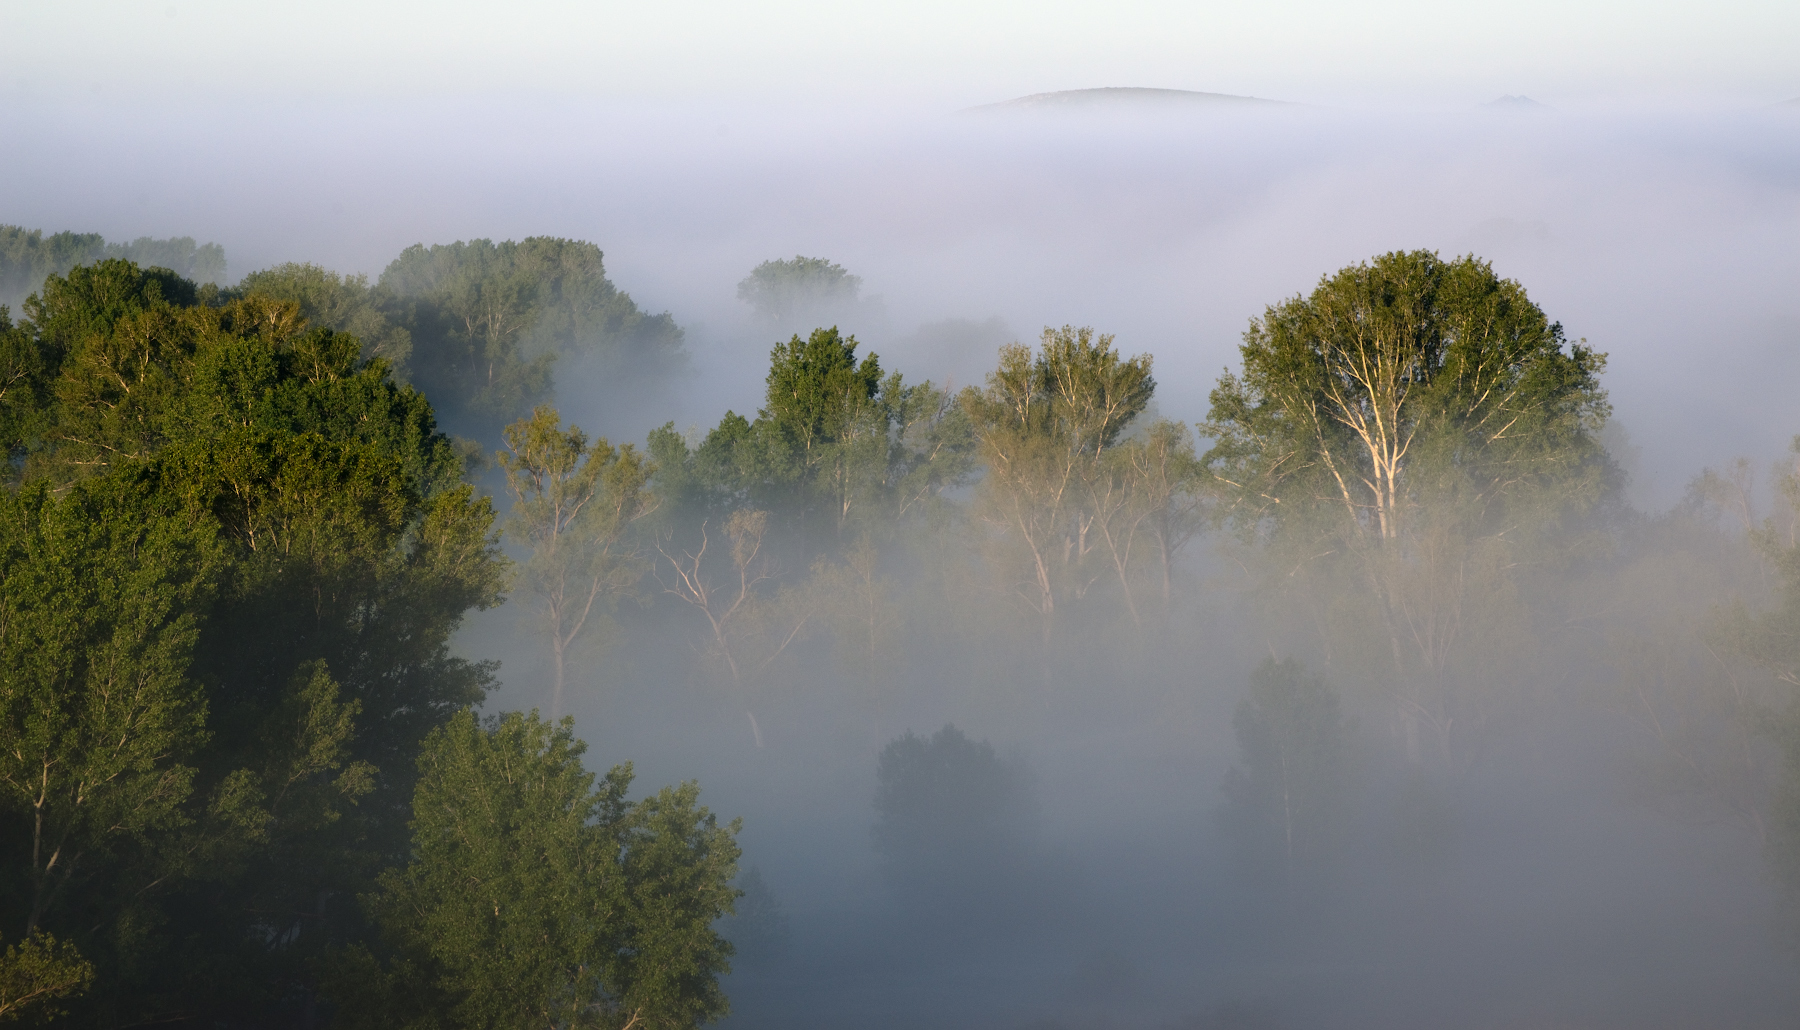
top-left (6, 238), bottom-right (1800, 1024)
top-left (1, 226), bottom-right (686, 445)
top-left (1, 226), bottom-right (229, 307)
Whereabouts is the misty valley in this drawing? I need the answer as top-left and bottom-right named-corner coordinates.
top-left (3, 223), bottom-right (1799, 1030)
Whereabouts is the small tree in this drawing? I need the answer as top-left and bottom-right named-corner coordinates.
top-left (500, 406), bottom-right (657, 719)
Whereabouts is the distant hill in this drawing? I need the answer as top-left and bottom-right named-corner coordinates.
top-left (1485, 95), bottom-right (1551, 111)
top-left (964, 87), bottom-right (1288, 113)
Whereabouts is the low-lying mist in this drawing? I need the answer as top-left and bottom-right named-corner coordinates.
top-left (6, 92), bottom-right (1800, 1029)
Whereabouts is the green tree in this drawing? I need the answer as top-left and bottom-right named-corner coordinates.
top-left (236, 262), bottom-right (413, 376)
top-left (331, 710), bottom-right (740, 1030)
top-left (960, 326), bottom-right (1155, 647)
top-left (650, 328), bottom-right (971, 543)
top-left (1203, 251), bottom-right (1609, 766)
top-left (0, 932), bottom-right (94, 1023)
top-left (499, 406), bottom-right (657, 718)
top-left (0, 479), bottom-right (219, 940)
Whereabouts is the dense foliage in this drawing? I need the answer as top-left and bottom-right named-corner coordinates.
top-left (0, 251), bottom-right (730, 1029)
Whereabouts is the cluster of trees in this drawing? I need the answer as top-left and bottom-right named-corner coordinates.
top-left (4, 225), bottom-right (687, 447)
top-left (0, 259), bottom-right (736, 1028)
top-left (7, 233), bottom-right (1800, 1020)
top-left (241, 237), bottom-right (685, 442)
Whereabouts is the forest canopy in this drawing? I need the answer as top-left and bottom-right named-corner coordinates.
top-left (3, 236), bottom-right (1799, 1028)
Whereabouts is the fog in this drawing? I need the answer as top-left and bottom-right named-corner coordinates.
top-left (7, 90), bottom-right (1800, 1027)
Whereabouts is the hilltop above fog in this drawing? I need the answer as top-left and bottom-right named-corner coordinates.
top-left (963, 86), bottom-right (1289, 113)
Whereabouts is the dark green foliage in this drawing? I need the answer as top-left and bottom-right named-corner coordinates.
top-left (236, 262), bottom-right (414, 376)
top-left (652, 327), bottom-right (971, 542)
top-left (1219, 659), bottom-right (1351, 887)
top-left (330, 710), bottom-right (739, 1030)
top-left (0, 477), bottom-right (221, 938)
top-left (0, 258), bottom-right (508, 1026)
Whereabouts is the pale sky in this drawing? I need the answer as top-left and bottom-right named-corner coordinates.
top-left (2, 0), bottom-right (1796, 107)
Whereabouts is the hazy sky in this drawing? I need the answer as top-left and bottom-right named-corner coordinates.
top-left (3, 0), bottom-right (1796, 107)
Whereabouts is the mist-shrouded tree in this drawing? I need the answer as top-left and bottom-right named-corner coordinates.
top-left (328, 709), bottom-right (740, 1030)
top-left (872, 724), bottom-right (1035, 897)
top-left (1089, 417), bottom-right (1207, 627)
top-left (1203, 251), bottom-right (1610, 768)
top-left (103, 236), bottom-right (227, 285)
top-left (1701, 438), bottom-right (1800, 900)
top-left (719, 866), bottom-right (791, 966)
top-left (0, 227), bottom-right (104, 312)
top-left (379, 237), bottom-right (684, 438)
top-left (499, 405), bottom-right (657, 719)
top-left (236, 262), bottom-right (414, 375)
top-left (736, 256), bottom-right (863, 328)
top-left (0, 225), bottom-right (228, 311)
top-left (1218, 658), bottom-right (1352, 889)
top-left (655, 507), bottom-right (815, 747)
top-left (960, 326), bottom-right (1156, 649)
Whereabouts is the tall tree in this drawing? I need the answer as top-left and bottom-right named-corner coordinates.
top-left (1204, 251), bottom-right (1609, 766)
top-left (499, 406), bottom-right (657, 719)
top-left (960, 326), bottom-right (1155, 648)
top-left (1703, 438), bottom-right (1800, 897)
